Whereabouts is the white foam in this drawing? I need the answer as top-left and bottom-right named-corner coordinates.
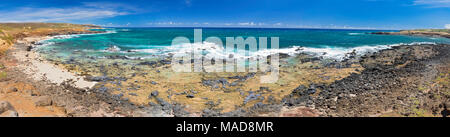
top-left (348, 33), bottom-right (364, 35)
top-left (158, 41), bottom-right (437, 61)
top-left (36, 29), bottom-right (117, 46)
top-left (295, 42), bottom-right (436, 60)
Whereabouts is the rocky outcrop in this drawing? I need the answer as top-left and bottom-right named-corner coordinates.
top-left (0, 101), bottom-right (18, 117)
top-left (283, 44), bottom-right (450, 117)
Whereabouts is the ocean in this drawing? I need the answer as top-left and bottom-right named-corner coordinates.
top-left (36, 28), bottom-right (450, 61)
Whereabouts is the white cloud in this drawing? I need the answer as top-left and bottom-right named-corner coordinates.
top-left (0, 2), bottom-right (134, 22)
top-left (185, 0), bottom-right (193, 7)
top-left (413, 0), bottom-right (450, 8)
top-left (445, 24), bottom-right (450, 29)
top-left (148, 22), bottom-right (184, 26)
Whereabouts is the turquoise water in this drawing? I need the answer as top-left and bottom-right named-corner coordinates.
top-left (37, 28), bottom-right (450, 61)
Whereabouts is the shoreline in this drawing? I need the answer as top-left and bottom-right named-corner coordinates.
top-left (27, 29), bottom-right (450, 116)
top-left (372, 29), bottom-right (450, 39)
top-left (13, 36), bottom-right (97, 90)
top-left (1, 24), bottom-right (449, 117)
top-left (2, 35), bottom-right (172, 117)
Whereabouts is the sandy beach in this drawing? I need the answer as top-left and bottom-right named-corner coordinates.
top-left (12, 36), bottom-right (97, 90)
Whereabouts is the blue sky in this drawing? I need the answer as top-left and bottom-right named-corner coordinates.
top-left (0, 0), bottom-right (449, 29)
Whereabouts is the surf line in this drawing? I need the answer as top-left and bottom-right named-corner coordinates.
top-left (176, 121), bottom-right (211, 134)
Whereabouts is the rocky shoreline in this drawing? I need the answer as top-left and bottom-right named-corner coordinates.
top-left (1, 27), bottom-right (449, 117)
top-left (372, 30), bottom-right (450, 39)
top-left (199, 44), bottom-right (449, 117)
top-left (1, 36), bottom-right (172, 117)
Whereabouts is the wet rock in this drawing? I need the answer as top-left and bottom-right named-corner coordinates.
top-left (228, 73), bottom-right (256, 81)
top-left (128, 93), bottom-right (138, 96)
top-left (306, 84), bottom-right (317, 95)
top-left (267, 95), bottom-right (277, 104)
top-left (253, 102), bottom-right (266, 109)
top-left (26, 45), bottom-right (33, 51)
top-left (32, 96), bottom-right (52, 106)
top-left (202, 108), bottom-right (220, 117)
top-left (202, 78), bottom-right (230, 89)
top-left (96, 87), bottom-right (108, 93)
top-left (156, 98), bottom-right (172, 111)
top-left (173, 103), bottom-right (190, 117)
top-left (205, 101), bottom-right (215, 107)
top-left (106, 55), bottom-right (129, 60)
top-left (293, 84), bottom-right (317, 96)
top-left (138, 61), bottom-right (157, 66)
top-left (86, 76), bottom-right (111, 82)
top-left (159, 60), bottom-right (172, 65)
top-left (244, 92), bottom-right (261, 104)
top-left (292, 85), bottom-right (307, 94)
top-left (258, 87), bottom-right (272, 92)
top-left (148, 102), bottom-right (157, 106)
top-left (442, 102), bottom-right (450, 117)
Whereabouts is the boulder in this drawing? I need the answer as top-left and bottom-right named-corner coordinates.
top-left (0, 110), bottom-right (18, 117)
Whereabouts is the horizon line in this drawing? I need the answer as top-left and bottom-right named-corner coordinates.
top-left (104, 26), bottom-right (400, 31)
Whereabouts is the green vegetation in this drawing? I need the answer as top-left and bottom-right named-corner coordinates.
top-left (1, 34), bottom-right (14, 45)
top-left (434, 72), bottom-right (449, 86)
top-left (407, 96), bottom-right (434, 117)
top-left (411, 108), bottom-right (427, 117)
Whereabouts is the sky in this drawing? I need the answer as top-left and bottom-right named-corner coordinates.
top-left (0, 0), bottom-right (449, 29)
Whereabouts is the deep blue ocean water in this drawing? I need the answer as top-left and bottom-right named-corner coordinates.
top-left (37, 28), bottom-right (450, 61)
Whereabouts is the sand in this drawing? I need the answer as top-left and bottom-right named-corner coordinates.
top-left (11, 37), bottom-right (97, 90)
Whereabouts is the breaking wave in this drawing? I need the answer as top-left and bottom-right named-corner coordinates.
top-left (131, 41), bottom-right (437, 60)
